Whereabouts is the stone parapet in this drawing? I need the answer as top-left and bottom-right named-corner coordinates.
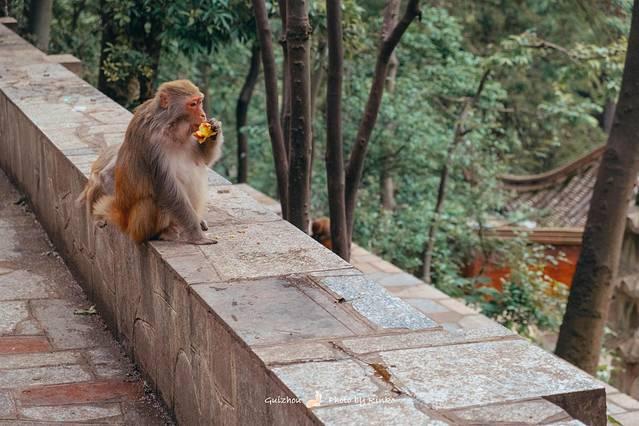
top-left (0, 23), bottom-right (606, 425)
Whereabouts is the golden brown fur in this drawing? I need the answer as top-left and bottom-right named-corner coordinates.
top-left (80, 80), bottom-right (223, 244)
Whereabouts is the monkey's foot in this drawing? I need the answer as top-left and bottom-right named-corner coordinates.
top-left (188, 236), bottom-right (217, 245)
top-left (157, 228), bottom-right (179, 241)
top-left (200, 219), bottom-right (209, 231)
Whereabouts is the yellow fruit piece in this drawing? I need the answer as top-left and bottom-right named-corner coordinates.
top-left (193, 122), bottom-right (216, 143)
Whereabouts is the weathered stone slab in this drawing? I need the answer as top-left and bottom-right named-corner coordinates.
top-left (19, 403), bottom-right (121, 422)
top-left (449, 398), bottom-right (573, 424)
top-left (0, 269), bottom-right (55, 300)
top-left (46, 54), bottom-right (83, 76)
top-left (272, 360), bottom-right (382, 405)
top-left (313, 398), bottom-right (449, 426)
top-left (339, 325), bottom-right (516, 354)
top-left (254, 342), bottom-right (347, 365)
top-left (30, 299), bottom-right (111, 349)
top-left (365, 271), bottom-right (422, 287)
top-left (192, 278), bottom-right (359, 345)
top-left (0, 365), bottom-right (91, 388)
top-left (0, 390), bottom-right (15, 419)
top-left (0, 300), bottom-right (29, 334)
top-left (0, 336), bottom-right (51, 354)
top-left (203, 185), bottom-right (281, 226)
top-left (192, 221), bottom-right (350, 281)
top-left (376, 340), bottom-right (603, 410)
top-left (19, 380), bottom-right (143, 406)
top-left (316, 275), bottom-right (438, 330)
top-left (0, 351), bottom-right (80, 369)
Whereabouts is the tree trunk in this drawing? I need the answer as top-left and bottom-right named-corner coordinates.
top-left (252, 0), bottom-right (289, 217)
top-left (278, 0), bottom-right (292, 161)
top-left (379, 0), bottom-right (400, 212)
top-left (27, 0), bottom-right (52, 52)
top-left (419, 69), bottom-right (490, 283)
top-left (311, 40), bottom-right (326, 122)
top-left (285, 0), bottom-right (313, 232)
top-left (237, 43), bottom-right (261, 183)
top-left (133, 14), bottom-right (163, 102)
top-left (380, 172), bottom-right (397, 210)
top-left (344, 0), bottom-right (421, 241)
top-left (325, 0), bottom-right (349, 260)
top-left (602, 99), bottom-right (617, 134)
top-left (97, 0), bottom-right (117, 100)
top-left (555, 0), bottom-right (639, 375)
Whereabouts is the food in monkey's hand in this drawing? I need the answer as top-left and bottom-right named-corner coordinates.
top-left (193, 121), bottom-right (217, 143)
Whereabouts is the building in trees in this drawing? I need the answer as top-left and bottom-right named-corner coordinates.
top-left (465, 144), bottom-right (639, 396)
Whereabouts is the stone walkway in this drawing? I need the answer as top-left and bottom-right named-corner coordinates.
top-left (0, 170), bottom-right (171, 424)
top-left (236, 183), bottom-right (639, 426)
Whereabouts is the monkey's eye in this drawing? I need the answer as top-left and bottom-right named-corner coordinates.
top-left (189, 102), bottom-right (197, 108)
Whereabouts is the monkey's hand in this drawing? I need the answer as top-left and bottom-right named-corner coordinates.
top-left (205, 118), bottom-right (222, 140)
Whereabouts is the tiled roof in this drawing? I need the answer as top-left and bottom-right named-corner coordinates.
top-left (501, 146), bottom-right (605, 229)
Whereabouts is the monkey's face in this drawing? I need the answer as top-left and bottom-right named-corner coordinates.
top-left (186, 95), bottom-right (206, 132)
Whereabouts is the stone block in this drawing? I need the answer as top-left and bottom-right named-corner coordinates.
top-left (316, 275), bottom-right (438, 330)
top-left (0, 364), bottom-right (92, 388)
top-left (19, 380), bottom-right (143, 406)
top-left (449, 398), bottom-right (573, 424)
top-left (193, 278), bottom-right (358, 346)
top-left (0, 17), bottom-right (18, 32)
top-left (0, 336), bottom-right (51, 354)
top-left (174, 351), bottom-right (201, 425)
top-left (272, 360), bottom-right (382, 406)
top-left (30, 299), bottom-right (111, 350)
top-left (0, 390), bottom-right (15, 419)
top-left (195, 221), bottom-right (351, 281)
top-left (46, 54), bottom-right (82, 76)
top-left (376, 340), bottom-right (603, 413)
top-left (0, 269), bottom-right (55, 300)
top-left (0, 300), bottom-right (29, 333)
top-left (339, 325), bottom-right (516, 355)
top-left (19, 403), bottom-right (122, 422)
top-left (203, 185), bottom-right (281, 226)
top-left (314, 398), bottom-right (449, 426)
top-left (0, 351), bottom-right (80, 369)
top-left (254, 342), bottom-right (346, 365)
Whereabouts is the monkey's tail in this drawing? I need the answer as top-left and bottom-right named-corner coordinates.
top-left (93, 195), bottom-right (117, 225)
top-left (75, 171), bottom-right (104, 213)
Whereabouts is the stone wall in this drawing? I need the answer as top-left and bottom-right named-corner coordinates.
top-left (0, 23), bottom-right (608, 425)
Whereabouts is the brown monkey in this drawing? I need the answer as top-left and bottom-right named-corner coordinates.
top-left (82, 80), bottom-right (223, 244)
top-left (311, 217), bottom-right (332, 250)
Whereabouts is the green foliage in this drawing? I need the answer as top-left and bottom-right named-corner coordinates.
top-left (466, 239), bottom-right (568, 337)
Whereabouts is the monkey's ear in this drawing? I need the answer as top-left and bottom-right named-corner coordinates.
top-left (159, 92), bottom-right (169, 109)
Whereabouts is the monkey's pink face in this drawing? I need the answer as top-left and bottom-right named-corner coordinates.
top-left (186, 95), bottom-right (206, 132)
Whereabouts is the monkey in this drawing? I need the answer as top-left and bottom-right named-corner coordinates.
top-left (76, 144), bottom-right (119, 223)
top-left (78, 80), bottom-right (223, 244)
top-left (311, 217), bottom-right (332, 250)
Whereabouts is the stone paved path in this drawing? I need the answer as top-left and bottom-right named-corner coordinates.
top-left (237, 183), bottom-right (639, 426)
top-left (0, 170), bottom-right (171, 424)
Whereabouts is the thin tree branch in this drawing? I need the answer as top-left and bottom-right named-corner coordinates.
top-left (252, 0), bottom-right (289, 216)
top-left (344, 0), bottom-right (421, 239)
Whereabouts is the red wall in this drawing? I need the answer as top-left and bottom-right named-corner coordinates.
top-left (463, 245), bottom-right (581, 289)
